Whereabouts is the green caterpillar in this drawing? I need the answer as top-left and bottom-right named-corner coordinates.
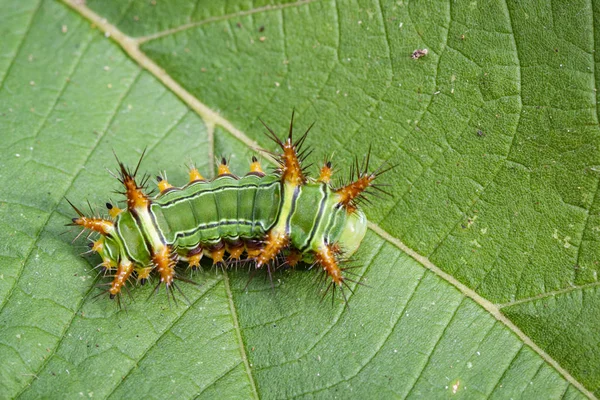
top-left (70, 116), bottom-right (383, 304)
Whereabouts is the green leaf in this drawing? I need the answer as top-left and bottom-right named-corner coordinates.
top-left (0, 0), bottom-right (597, 398)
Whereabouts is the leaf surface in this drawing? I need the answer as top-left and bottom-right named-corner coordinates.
top-left (0, 0), bottom-right (597, 398)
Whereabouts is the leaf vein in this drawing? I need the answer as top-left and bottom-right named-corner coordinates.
top-left (0, 27), bottom-right (96, 315)
top-left (11, 68), bottom-right (144, 398)
top-left (498, 280), bottom-right (600, 309)
top-left (489, 343), bottom-right (526, 396)
top-left (290, 263), bottom-right (426, 397)
top-left (105, 277), bottom-right (223, 399)
top-left (193, 360), bottom-right (243, 398)
top-left (256, 237), bottom-right (386, 373)
top-left (222, 272), bottom-right (259, 400)
top-left (0, 0), bottom-right (41, 88)
top-left (136, 0), bottom-right (320, 44)
top-left (376, 0), bottom-right (450, 226)
top-left (369, 221), bottom-right (595, 399)
top-left (404, 297), bottom-right (465, 397)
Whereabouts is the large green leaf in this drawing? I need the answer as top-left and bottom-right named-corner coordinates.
top-left (0, 0), bottom-right (597, 398)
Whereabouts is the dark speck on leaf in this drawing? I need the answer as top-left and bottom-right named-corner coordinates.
top-left (411, 49), bottom-right (428, 59)
top-left (258, 25), bottom-right (265, 32)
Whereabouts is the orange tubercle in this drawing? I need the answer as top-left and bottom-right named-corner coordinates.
top-left (208, 247), bottom-right (226, 264)
top-left (281, 139), bottom-right (305, 186)
top-left (286, 249), bottom-right (302, 268)
top-left (187, 253), bottom-right (202, 269)
top-left (246, 246), bottom-right (262, 259)
top-left (245, 239), bottom-right (263, 259)
top-left (315, 244), bottom-right (343, 285)
top-left (226, 242), bottom-right (245, 260)
top-left (124, 176), bottom-right (149, 210)
top-left (318, 161), bottom-right (333, 183)
top-left (109, 259), bottom-right (134, 298)
top-left (152, 246), bottom-right (175, 285)
top-left (256, 230), bottom-right (288, 267)
top-left (73, 217), bottom-right (113, 236)
top-left (259, 111), bottom-right (309, 186)
top-left (335, 174), bottom-right (375, 211)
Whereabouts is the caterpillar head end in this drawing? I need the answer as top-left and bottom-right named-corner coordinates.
top-left (337, 209), bottom-right (367, 257)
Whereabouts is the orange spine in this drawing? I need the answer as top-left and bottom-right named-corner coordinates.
top-left (153, 246), bottom-right (175, 286)
top-left (109, 260), bottom-right (134, 298)
top-left (315, 245), bottom-right (343, 285)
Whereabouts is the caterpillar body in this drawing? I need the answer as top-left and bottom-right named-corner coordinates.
top-left (69, 116), bottom-right (383, 304)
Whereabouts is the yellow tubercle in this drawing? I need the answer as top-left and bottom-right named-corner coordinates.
top-left (91, 238), bottom-right (104, 253)
top-left (250, 157), bottom-right (263, 174)
top-left (189, 167), bottom-right (204, 182)
top-left (102, 258), bottom-right (117, 271)
top-left (136, 266), bottom-right (153, 282)
top-left (107, 205), bottom-right (123, 218)
top-left (157, 177), bottom-right (173, 193)
top-left (218, 162), bottom-right (232, 176)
